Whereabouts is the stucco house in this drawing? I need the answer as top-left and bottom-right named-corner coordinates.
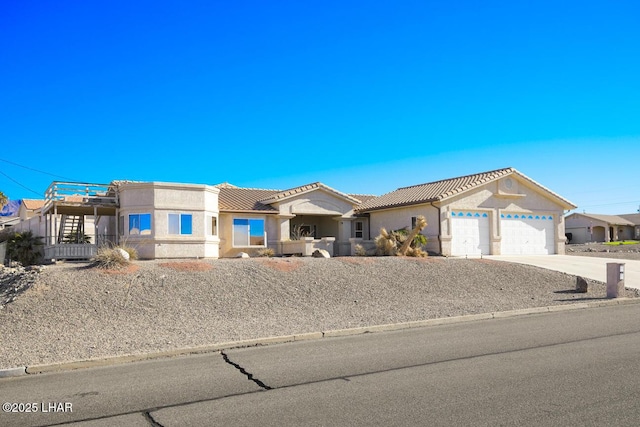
top-left (565, 213), bottom-right (640, 243)
top-left (353, 167), bottom-right (577, 256)
top-left (12, 167), bottom-right (576, 260)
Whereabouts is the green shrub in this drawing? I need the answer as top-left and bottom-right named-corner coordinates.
top-left (7, 231), bottom-right (43, 266)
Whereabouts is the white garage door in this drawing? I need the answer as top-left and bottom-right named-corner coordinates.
top-left (501, 213), bottom-right (555, 255)
top-left (451, 211), bottom-right (490, 256)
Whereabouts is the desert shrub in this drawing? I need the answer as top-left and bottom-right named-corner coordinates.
top-left (118, 245), bottom-right (138, 260)
top-left (290, 224), bottom-right (313, 240)
top-left (354, 244), bottom-right (367, 256)
top-left (374, 215), bottom-right (428, 257)
top-left (256, 248), bottom-right (275, 257)
top-left (93, 247), bottom-right (130, 269)
top-left (7, 231), bottom-right (43, 266)
top-left (405, 247), bottom-right (428, 257)
top-left (375, 228), bottom-right (402, 256)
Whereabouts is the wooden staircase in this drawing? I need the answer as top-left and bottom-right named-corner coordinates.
top-left (57, 215), bottom-right (85, 244)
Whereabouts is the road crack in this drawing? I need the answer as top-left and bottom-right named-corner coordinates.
top-left (221, 352), bottom-right (273, 390)
top-left (143, 410), bottom-right (165, 427)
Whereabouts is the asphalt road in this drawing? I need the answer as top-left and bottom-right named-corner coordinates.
top-left (2, 304), bottom-right (640, 426)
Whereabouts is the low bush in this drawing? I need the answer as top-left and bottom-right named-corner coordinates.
top-left (256, 248), bottom-right (275, 257)
top-left (118, 245), bottom-right (138, 260)
top-left (93, 247), bottom-right (130, 269)
top-left (354, 244), bottom-right (367, 256)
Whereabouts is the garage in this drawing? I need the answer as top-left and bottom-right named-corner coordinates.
top-left (451, 211), bottom-right (490, 256)
top-left (500, 213), bottom-right (555, 255)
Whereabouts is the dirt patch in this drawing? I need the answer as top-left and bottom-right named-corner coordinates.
top-left (158, 261), bottom-right (213, 272)
top-left (255, 258), bottom-right (303, 272)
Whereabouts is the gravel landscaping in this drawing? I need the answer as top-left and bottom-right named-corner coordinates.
top-left (1, 256), bottom-right (638, 369)
top-left (567, 242), bottom-right (640, 260)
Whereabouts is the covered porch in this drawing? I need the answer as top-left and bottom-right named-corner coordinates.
top-left (41, 182), bottom-right (119, 261)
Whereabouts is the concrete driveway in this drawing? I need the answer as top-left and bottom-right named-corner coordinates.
top-left (487, 255), bottom-right (640, 291)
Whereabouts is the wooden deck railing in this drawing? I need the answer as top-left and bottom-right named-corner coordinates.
top-left (43, 181), bottom-right (118, 212)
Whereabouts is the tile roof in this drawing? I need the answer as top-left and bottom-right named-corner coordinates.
top-left (217, 183), bottom-right (377, 212)
top-left (572, 213), bottom-right (635, 225)
top-left (217, 187), bottom-right (280, 213)
top-left (259, 182), bottom-right (363, 205)
top-left (620, 213), bottom-right (640, 225)
top-left (357, 167), bottom-right (576, 212)
top-left (349, 194), bottom-right (378, 204)
top-left (21, 199), bottom-right (46, 210)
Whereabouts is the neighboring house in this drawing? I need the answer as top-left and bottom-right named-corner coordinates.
top-left (15, 167), bottom-right (576, 260)
top-left (565, 213), bottom-right (640, 243)
top-left (5, 199), bottom-right (46, 236)
top-left (355, 167), bottom-right (576, 256)
top-left (0, 199), bottom-right (21, 230)
top-left (19, 199), bottom-right (45, 220)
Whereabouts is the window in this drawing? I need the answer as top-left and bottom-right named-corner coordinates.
top-left (355, 221), bottom-right (363, 238)
top-left (168, 213), bottom-right (192, 235)
top-left (211, 216), bottom-right (217, 236)
top-left (129, 213), bottom-right (151, 235)
top-left (118, 216), bottom-right (124, 236)
top-left (233, 218), bottom-right (265, 247)
top-left (411, 217), bottom-right (417, 229)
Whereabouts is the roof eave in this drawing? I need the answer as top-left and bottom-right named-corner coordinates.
top-left (219, 209), bottom-right (279, 214)
top-left (356, 198), bottom-right (440, 213)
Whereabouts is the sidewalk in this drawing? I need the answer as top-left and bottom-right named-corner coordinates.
top-left (487, 255), bottom-right (640, 290)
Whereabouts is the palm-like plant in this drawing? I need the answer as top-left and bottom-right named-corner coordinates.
top-left (7, 231), bottom-right (44, 266)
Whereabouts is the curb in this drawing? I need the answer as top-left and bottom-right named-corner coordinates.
top-left (3, 297), bottom-right (640, 377)
top-left (0, 366), bottom-right (26, 378)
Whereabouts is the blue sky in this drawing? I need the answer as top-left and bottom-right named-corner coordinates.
top-left (1, 1), bottom-right (639, 214)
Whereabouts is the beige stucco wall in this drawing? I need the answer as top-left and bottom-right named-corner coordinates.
top-left (12, 215), bottom-right (46, 239)
top-left (218, 212), bottom-right (278, 258)
top-left (275, 190), bottom-right (356, 216)
top-left (367, 176), bottom-right (569, 256)
top-left (268, 188), bottom-right (360, 256)
top-left (438, 177), bottom-right (568, 255)
top-left (369, 204), bottom-right (440, 254)
top-left (565, 214), bottom-right (610, 243)
top-left (118, 182), bottom-right (220, 259)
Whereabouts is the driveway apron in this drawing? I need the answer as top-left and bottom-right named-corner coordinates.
top-left (486, 255), bottom-right (640, 291)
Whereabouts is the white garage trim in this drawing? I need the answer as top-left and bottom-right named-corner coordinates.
top-left (500, 213), bottom-right (555, 255)
top-left (451, 211), bottom-right (490, 256)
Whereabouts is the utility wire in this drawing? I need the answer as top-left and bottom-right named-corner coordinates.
top-left (0, 170), bottom-right (42, 196)
top-left (0, 157), bottom-right (78, 181)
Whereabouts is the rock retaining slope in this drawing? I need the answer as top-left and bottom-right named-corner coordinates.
top-left (1, 257), bottom-right (637, 369)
